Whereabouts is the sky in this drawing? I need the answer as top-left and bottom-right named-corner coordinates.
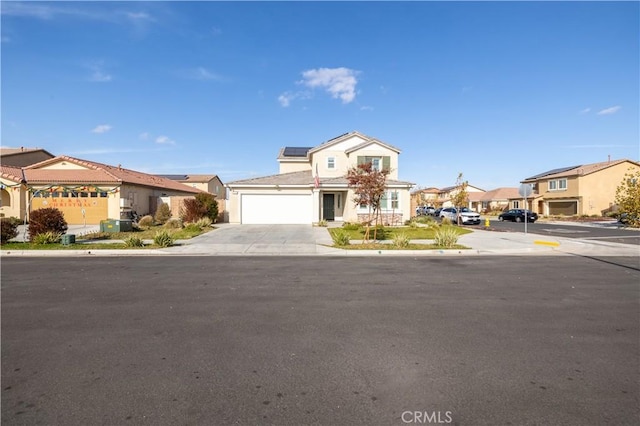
top-left (1, 0), bottom-right (638, 190)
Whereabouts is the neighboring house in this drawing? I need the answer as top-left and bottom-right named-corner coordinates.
top-left (0, 155), bottom-right (204, 224)
top-left (158, 174), bottom-right (228, 222)
top-left (410, 187), bottom-right (440, 213)
top-left (226, 131), bottom-right (414, 224)
top-left (0, 147), bottom-right (55, 167)
top-left (437, 184), bottom-right (485, 208)
top-left (520, 159), bottom-right (640, 216)
top-left (468, 187), bottom-right (520, 213)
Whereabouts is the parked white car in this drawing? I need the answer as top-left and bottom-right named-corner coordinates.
top-left (439, 207), bottom-right (481, 225)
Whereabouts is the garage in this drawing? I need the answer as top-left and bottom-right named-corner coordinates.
top-left (548, 201), bottom-right (578, 216)
top-left (241, 194), bottom-right (312, 224)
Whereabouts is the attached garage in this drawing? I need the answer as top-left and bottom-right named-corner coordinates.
top-left (241, 194), bottom-right (312, 224)
top-left (548, 201), bottom-right (578, 216)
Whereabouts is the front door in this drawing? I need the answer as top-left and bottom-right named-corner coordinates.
top-left (322, 194), bottom-right (335, 221)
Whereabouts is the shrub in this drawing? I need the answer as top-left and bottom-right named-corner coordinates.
top-left (138, 215), bottom-right (154, 228)
top-left (366, 225), bottom-right (388, 240)
top-left (342, 222), bottom-right (361, 231)
top-left (195, 193), bottom-right (219, 222)
top-left (0, 217), bottom-right (20, 243)
top-left (180, 198), bottom-right (208, 223)
top-left (28, 208), bottom-right (68, 241)
top-left (434, 226), bottom-right (459, 248)
top-left (124, 236), bottom-right (144, 247)
top-left (408, 220), bottom-right (419, 229)
top-left (331, 229), bottom-right (351, 246)
top-left (440, 216), bottom-right (452, 226)
top-left (32, 231), bottom-right (61, 245)
top-left (154, 203), bottom-right (171, 225)
top-left (392, 232), bottom-right (410, 248)
top-left (316, 219), bottom-right (328, 227)
top-left (153, 230), bottom-right (174, 247)
top-left (183, 223), bottom-right (201, 233)
top-left (164, 218), bottom-right (183, 229)
top-left (195, 217), bottom-right (213, 229)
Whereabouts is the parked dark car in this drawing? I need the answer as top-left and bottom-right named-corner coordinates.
top-left (498, 209), bottom-right (538, 223)
top-left (434, 207), bottom-right (443, 217)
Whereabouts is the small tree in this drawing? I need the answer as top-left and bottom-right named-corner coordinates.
top-left (195, 193), bottom-right (219, 222)
top-left (615, 168), bottom-right (640, 227)
top-left (180, 198), bottom-right (208, 223)
top-left (451, 173), bottom-right (469, 225)
top-left (155, 202), bottom-right (172, 224)
top-left (346, 162), bottom-right (389, 242)
top-left (0, 217), bottom-right (20, 243)
top-left (28, 207), bottom-right (68, 241)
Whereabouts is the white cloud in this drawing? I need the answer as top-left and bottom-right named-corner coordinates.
top-left (597, 105), bottom-right (621, 115)
top-left (85, 61), bottom-right (113, 82)
top-left (139, 132), bottom-right (149, 140)
top-left (360, 106), bottom-right (374, 111)
top-left (299, 67), bottom-right (360, 103)
top-left (579, 107), bottom-right (591, 114)
top-left (155, 135), bottom-right (175, 145)
top-left (278, 92), bottom-right (295, 107)
top-left (91, 124), bottom-right (112, 134)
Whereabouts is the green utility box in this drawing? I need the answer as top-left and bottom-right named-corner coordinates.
top-left (100, 219), bottom-right (133, 233)
top-left (61, 234), bottom-right (76, 245)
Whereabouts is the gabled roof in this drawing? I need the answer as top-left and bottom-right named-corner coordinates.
top-left (308, 131), bottom-right (401, 155)
top-left (226, 170), bottom-right (413, 188)
top-left (157, 174), bottom-right (221, 183)
top-left (478, 187), bottom-right (520, 201)
top-left (0, 147), bottom-right (54, 157)
top-left (0, 165), bottom-right (25, 183)
top-left (277, 147), bottom-right (313, 161)
top-left (522, 159), bottom-right (639, 182)
top-left (23, 156), bottom-right (203, 193)
top-left (439, 184), bottom-right (485, 193)
top-left (411, 187), bottom-right (440, 195)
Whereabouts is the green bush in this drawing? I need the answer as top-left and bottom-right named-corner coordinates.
top-left (364, 225), bottom-right (387, 240)
top-left (195, 193), bottom-right (219, 222)
top-left (392, 232), bottom-right (410, 248)
top-left (164, 218), bottom-right (183, 229)
top-left (32, 231), bottom-right (61, 245)
top-left (124, 236), bottom-right (144, 247)
top-left (440, 216), bottom-right (452, 226)
top-left (154, 203), bottom-right (171, 225)
top-left (434, 226), bottom-right (459, 248)
top-left (0, 217), bottom-right (20, 243)
top-left (138, 215), bottom-right (154, 228)
top-left (316, 219), bottom-right (328, 227)
top-left (153, 230), bottom-right (174, 247)
top-left (331, 229), bottom-right (351, 246)
top-left (28, 207), bottom-right (68, 241)
top-left (342, 222), bottom-right (361, 231)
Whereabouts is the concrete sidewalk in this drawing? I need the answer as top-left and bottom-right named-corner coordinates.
top-left (3, 223), bottom-right (639, 258)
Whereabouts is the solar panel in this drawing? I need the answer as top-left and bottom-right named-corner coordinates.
top-left (525, 165), bottom-right (581, 180)
top-left (282, 147), bottom-right (312, 157)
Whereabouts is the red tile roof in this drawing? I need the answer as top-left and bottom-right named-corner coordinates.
top-left (23, 156), bottom-right (203, 193)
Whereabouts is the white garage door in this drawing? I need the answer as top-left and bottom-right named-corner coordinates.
top-left (241, 194), bottom-right (313, 224)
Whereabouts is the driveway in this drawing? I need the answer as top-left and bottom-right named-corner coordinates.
top-left (167, 224), bottom-right (336, 255)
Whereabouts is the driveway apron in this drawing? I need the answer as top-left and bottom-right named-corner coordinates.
top-left (166, 224), bottom-right (335, 255)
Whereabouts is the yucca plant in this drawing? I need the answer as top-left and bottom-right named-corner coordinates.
top-left (153, 230), bottom-right (174, 248)
top-left (32, 231), bottom-right (62, 245)
top-left (392, 232), bottom-right (410, 248)
top-left (434, 226), bottom-right (459, 248)
top-left (124, 236), bottom-right (144, 248)
top-left (331, 229), bottom-right (351, 246)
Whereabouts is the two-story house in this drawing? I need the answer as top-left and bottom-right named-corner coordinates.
top-left (226, 131), bottom-right (414, 224)
top-left (520, 158), bottom-right (640, 216)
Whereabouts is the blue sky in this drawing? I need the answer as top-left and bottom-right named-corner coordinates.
top-left (2, 1), bottom-right (638, 190)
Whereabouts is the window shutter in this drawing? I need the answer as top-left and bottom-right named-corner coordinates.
top-left (357, 156), bottom-right (365, 166)
top-left (382, 156), bottom-right (390, 171)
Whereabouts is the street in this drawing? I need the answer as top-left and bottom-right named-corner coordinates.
top-left (2, 256), bottom-right (639, 425)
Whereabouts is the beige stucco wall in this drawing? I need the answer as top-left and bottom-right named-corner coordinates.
top-left (279, 161), bottom-right (312, 174)
top-left (579, 163), bottom-right (639, 215)
top-left (0, 181), bottom-right (26, 220)
top-left (311, 145), bottom-right (400, 180)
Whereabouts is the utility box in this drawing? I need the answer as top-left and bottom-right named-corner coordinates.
top-left (100, 219), bottom-right (133, 233)
top-left (61, 234), bottom-right (76, 245)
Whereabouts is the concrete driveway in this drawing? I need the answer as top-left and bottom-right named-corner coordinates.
top-left (167, 224), bottom-right (336, 255)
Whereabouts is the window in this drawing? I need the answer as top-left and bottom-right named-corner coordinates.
top-left (371, 158), bottom-right (381, 171)
top-left (513, 201), bottom-right (520, 208)
top-left (327, 157), bottom-right (335, 169)
top-left (390, 191), bottom-right (399, 209)
top-left (549, 178), bottom-right (567, 191)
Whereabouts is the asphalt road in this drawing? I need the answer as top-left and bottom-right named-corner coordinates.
top-left (484, 220), bottom-right (640, 246)
top-left (2, 256), bottom-right (639, 426)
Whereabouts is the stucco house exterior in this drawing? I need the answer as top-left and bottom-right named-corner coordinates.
top-left (226, 131), bottom-right (414, 224)
top-left (158, 174), bottom-right (228, 222)
top-left (1, 155), bottom-right (204, 224)
top-left (519, 159), bottom-right (640, 216)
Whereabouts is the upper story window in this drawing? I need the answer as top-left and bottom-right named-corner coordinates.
top-left (327, 157), bottom-right (336, 169)
top-left (357, 156), bottom-right (390, 172)
top-left (371, 158), bottom-right (381, 171)
top-left (548, 178), bottom-right (567, 191)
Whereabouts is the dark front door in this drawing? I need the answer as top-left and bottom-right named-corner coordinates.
top-left (323, 194), bottom-right (335, 221)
